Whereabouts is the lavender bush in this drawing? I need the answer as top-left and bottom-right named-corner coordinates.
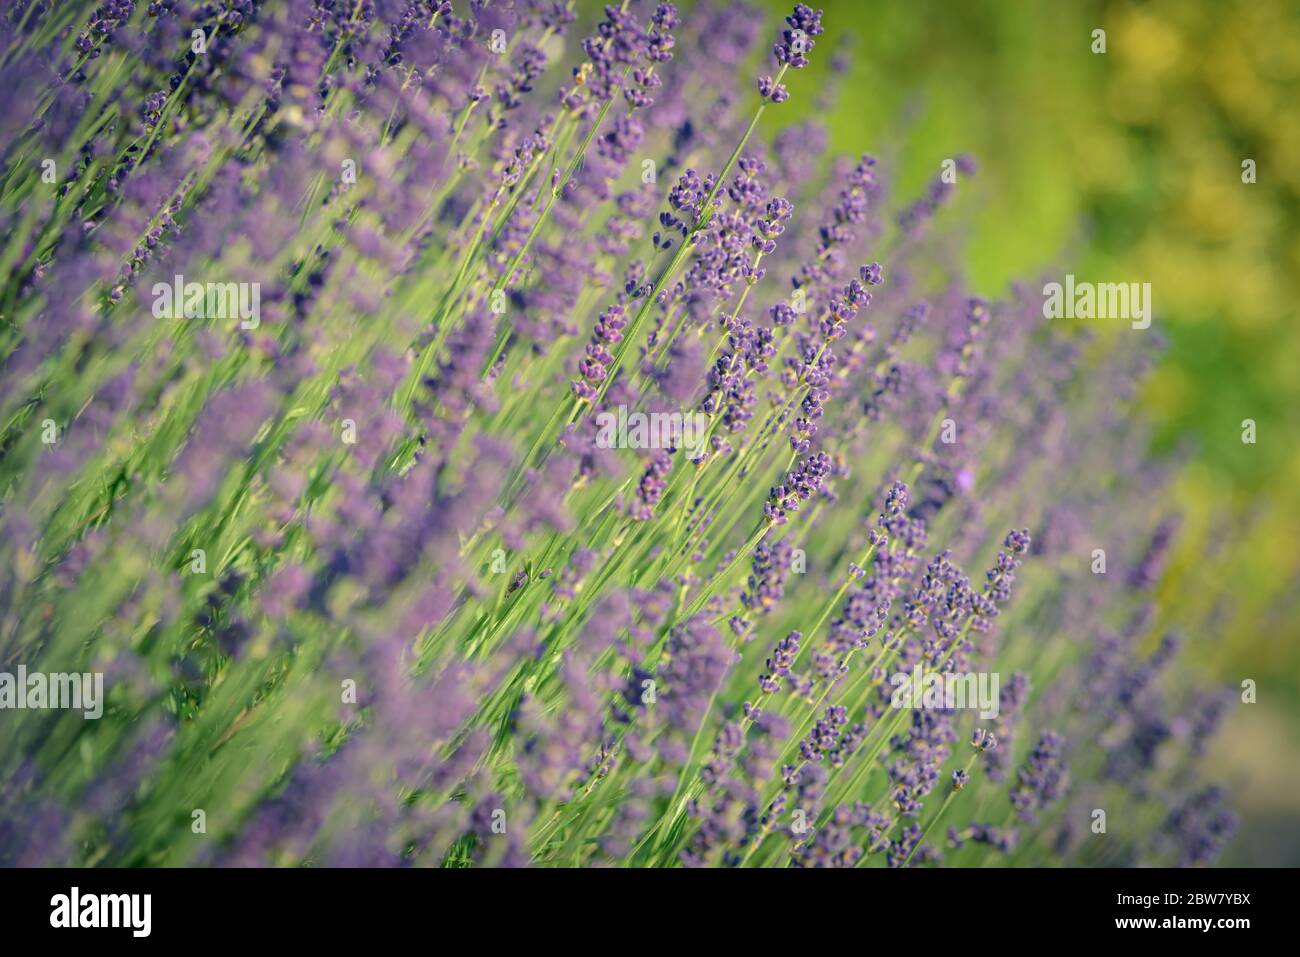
top-left (0, 1), bottom-right (1237, 868)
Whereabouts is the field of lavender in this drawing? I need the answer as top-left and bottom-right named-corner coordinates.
top-left (0, 0), bottom-right (1256, 868)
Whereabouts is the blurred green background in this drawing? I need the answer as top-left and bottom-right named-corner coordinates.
top-left (764, 0), bottom-right (1300, 864)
